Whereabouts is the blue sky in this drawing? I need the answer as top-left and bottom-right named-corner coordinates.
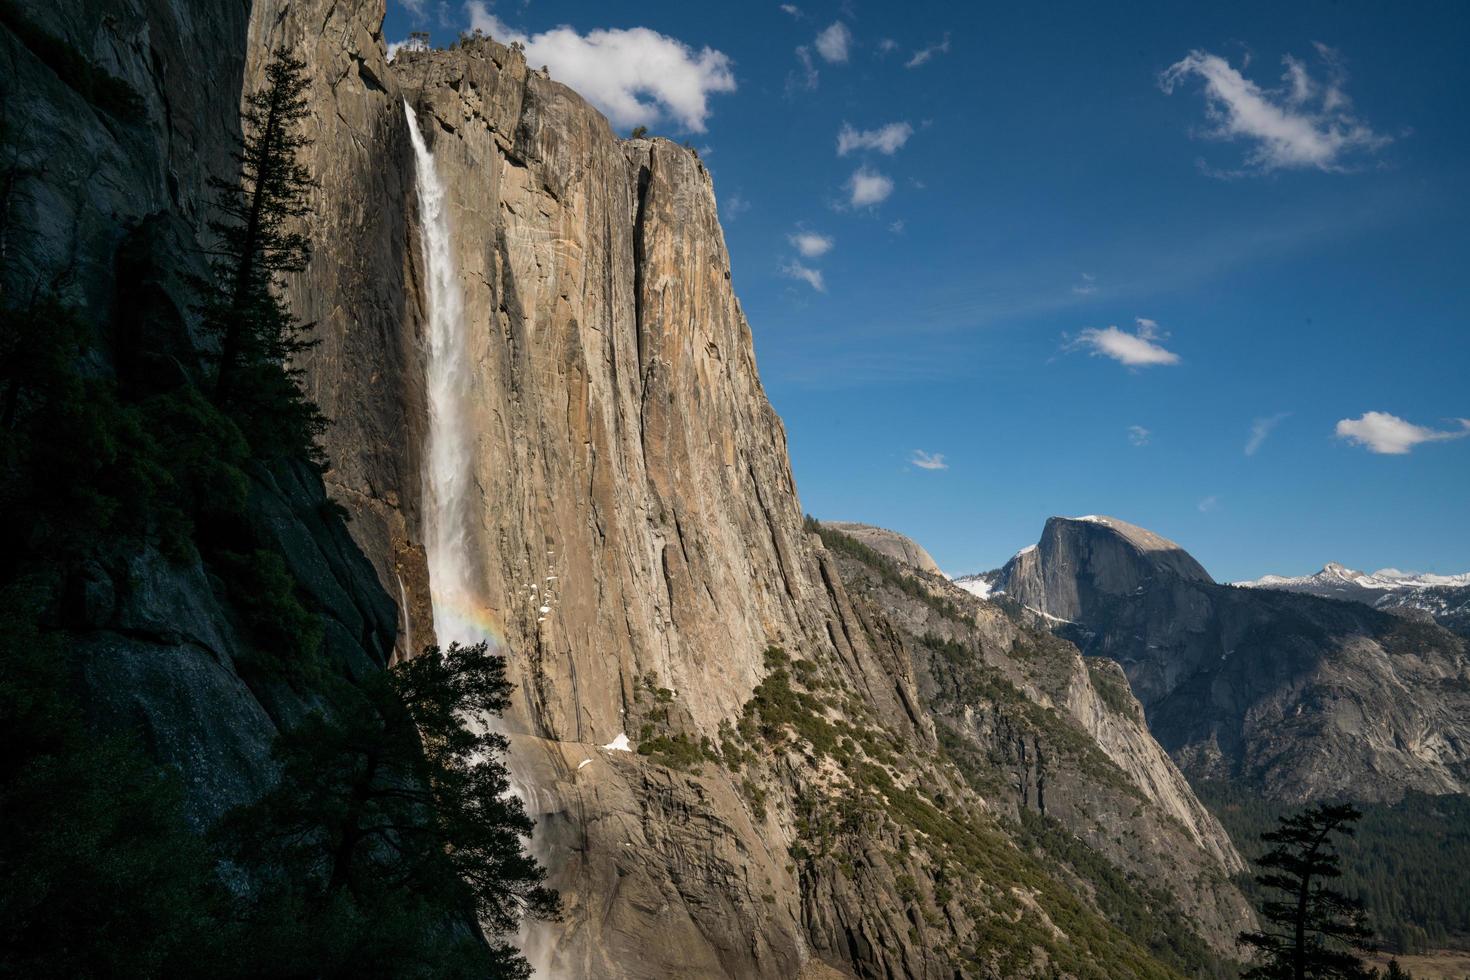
top-left (385, 0), bottom-right (1470, 581)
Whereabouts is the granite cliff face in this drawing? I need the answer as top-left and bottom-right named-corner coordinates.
top-left (12, 0), bottom-right (1273, 974)
top-left (996, 516), bottom-right (1470, 803)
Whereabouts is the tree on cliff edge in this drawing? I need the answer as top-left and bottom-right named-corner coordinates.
top-left (215, 641), bottom-right (560, 977)
top-left (201, 45), bottom-right (324, 460)
top-left (1239, 802), bottom-right (1375, 980)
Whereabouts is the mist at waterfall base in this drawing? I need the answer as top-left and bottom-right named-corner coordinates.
top-left (404, 100), bottom-right (561, 978)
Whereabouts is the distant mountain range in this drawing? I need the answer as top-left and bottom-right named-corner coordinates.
top-left (1237, 563), bottom-right (1470, 635)
top-left (960, 516), bottom-right (1470, 803)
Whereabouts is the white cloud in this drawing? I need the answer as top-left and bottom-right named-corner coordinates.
top-left (789, 230), bottom-right (833, 258)
top-left (837, 121), bottom-right (913, 155)
top-left (1072, 272), bottom-right (1098, 296)
top-left (846, 167), bottom-right (893, 207)
top-left (1334, 412), bottom-right (1470, 455)
top-left (1197, 495), bottom-right (1220, 513)
top-left (911, 450), bottom-right (948, 470)
top-left (400, 0), bottom-right (427, 18)
top-left (888, 219), bottom-right (905, 234)
top-left (877, 38), bottom-right (899, 56)
top-left (387, 39), bottom-right (407, 61)
top-left (780, 3), bottom-right (802, 16)
top-left (1245, 412), bottom-right (1291, 455)
top-left (1128, 425), bottom-right (1151, 447)
top-left (906, 33), bottom-right (951, 68)
top-left (782, 260), bottom-right (825, 292)
top-left (1066, 317), bottom-right (1180, 367)
top-left (1159, 44), bottom-right (1389, 174)
top-left (814, 22), bottom-right (851, 63)
top-left (465, 4), bottom-right (736, 132)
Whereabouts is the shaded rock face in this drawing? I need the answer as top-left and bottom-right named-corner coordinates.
top-left (2, 0), bottom-right (397, 826)
top-left (999, 517), bottom-right (1470, 803)
top-left (823, 522), bottom-right (945, 577)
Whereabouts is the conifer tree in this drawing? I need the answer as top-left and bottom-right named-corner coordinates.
top-left (215, 641), bottom-right (559, 977)
top-left (1239, 802), bottom-right (1375, 980)
top-left (202, 46), bottom-right (324, 459)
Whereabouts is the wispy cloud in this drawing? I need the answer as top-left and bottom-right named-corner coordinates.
top-left (837, 121), bottom-right (914, 155)
top-left (846, 167), bottom-right (894, 207)
top-left (1197, 495), bottom-right (1220, 513)
top-left (1245, 412), bottom-right (1291, 455)
top-left (1128, 425), bottom-right (1151, 447)
top-left (911, 450), bottom-right (948, 471)
top-left (877, 38), bottom-right (899, 56)
top-left (789, 230), bottom-right (834, 258)
top-left (1335, 412), bottom-right (1470, 455)
top-left (906, 32), bottom-right (951, 68)
top-left (1159, 43), bottom-right (1389, 175)
top-left (814, 21), bottom-right (851, 63)
top-left (400, 0), bottom-right (428, 19)
top-left (465, 4), bottom-right (736, 132)
top-left (1064, 317), bottom-right (1180, 367)
top-left (1072, 272), bottom-right (1098, 296)
top-left (779, 3), bottom-right (802, 17)
top-left (788, 45), bottom-right (819, 93)
top-left (782, 260), bottom-right (825, 292)
top-left (722, 192), bottom-right (751, 221)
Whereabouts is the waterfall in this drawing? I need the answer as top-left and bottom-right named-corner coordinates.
top-left (404, 101), bottom-right (487, 652)
top-left (404, 101), bottom-right (558, 976)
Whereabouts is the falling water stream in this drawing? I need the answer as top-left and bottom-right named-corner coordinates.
top-left (404, 101), bottom-right (559, 977)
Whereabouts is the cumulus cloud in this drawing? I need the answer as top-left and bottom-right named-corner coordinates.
top-left (1245, 412), bottom-right (1291, 455)
top-left (1334, 412), bottom-right (1470, 455)
top-left (789, 230), bottom-right (834, 258)
top-left (906, 33), bottom-right (951, 68)
top-left (814, 22), bottom-right (852, 63)
top-left (846, 167), bottom-right (894, 207)
top-left (911, 450), bottom-right (948, 471)
top-left (1128, 425), bottom-right (1151, 447)
top-left (465, 4), bottom-right (736, 132)
top-left (781, 260), bottom-right (825, 292)
top-left (1065, 317), bottom-right (1180, 367)
top-left (1159, 43), bottom-right (1389, 174)
top-left (837, 121), bottom-right (914, 155)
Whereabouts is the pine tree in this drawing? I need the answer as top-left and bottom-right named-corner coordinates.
top-left (1239, 802), bottom-right (1376, 980)
top-left (201, 46), bottom-right (323, 460)
top-left (215, 641), bottom-right (559, 977)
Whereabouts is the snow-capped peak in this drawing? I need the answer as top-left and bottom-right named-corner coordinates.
top-left (1237, 564), bottom-right (1470, 592)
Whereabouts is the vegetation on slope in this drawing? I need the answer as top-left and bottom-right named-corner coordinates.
top-left (1198, 781), bottom-right (1470, 955)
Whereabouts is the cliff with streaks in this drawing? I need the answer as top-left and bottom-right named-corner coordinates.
top-left (8, 0), bottom-right (1263, 975)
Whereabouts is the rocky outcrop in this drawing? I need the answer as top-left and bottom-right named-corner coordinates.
top-left (998, 516), bottom-right (1470, 802)
top-left (821, 526), bottom-right (1252, 956)
top-left (823, 522), bottom-right (945, 576)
